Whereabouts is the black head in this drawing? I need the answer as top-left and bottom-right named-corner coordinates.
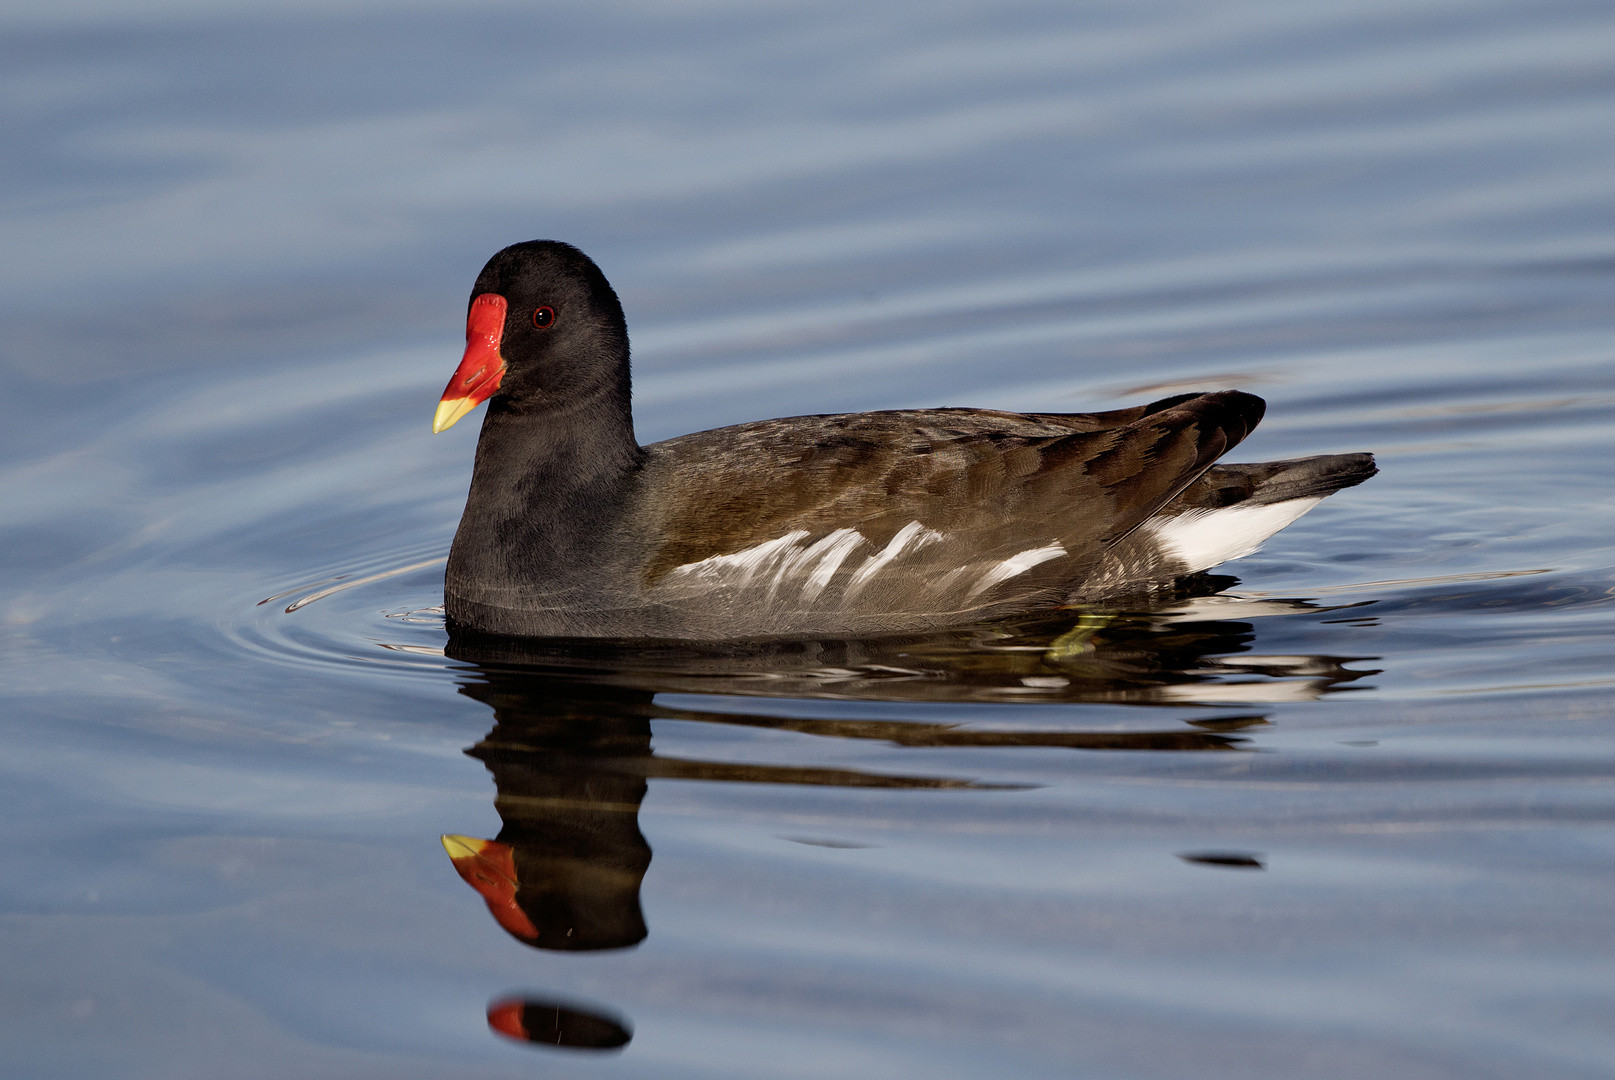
top-left (470, 240), bottom-right (630, 413)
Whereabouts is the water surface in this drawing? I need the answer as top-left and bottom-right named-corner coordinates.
top-left (4, 1), bottom-right (1615, 1077)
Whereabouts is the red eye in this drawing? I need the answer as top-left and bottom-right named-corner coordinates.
top-left (532, 306), bottom-right (555, 329)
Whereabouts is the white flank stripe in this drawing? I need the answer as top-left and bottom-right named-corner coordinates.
top-left (1149, 497), bottom-right (1323, 572)
top-left (845, 521), bottom-right (946, 597)
top-left (762, 527), bottom-right (865, 601)
top-left (670, 530), bottom-right (811, 588)
top-left (965, 543), bottom-right (1067, 598)
top-left (797, 529), bottom-right (867, 601)
top-left (668, 528), bottom-right (870, 602)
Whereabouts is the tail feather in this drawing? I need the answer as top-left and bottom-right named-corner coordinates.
top-left (1136, 452), bottom-right (1376, 575)
top-left (1081, 451), bottom-right (1376, 596)
top-left (1170, 453), bottom-right (1377, 512)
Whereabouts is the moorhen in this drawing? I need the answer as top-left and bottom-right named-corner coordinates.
top-left (433, 241), bottom-right (1374, 639)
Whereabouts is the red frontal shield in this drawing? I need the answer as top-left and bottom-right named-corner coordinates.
top-left (433, 293), bottom-right (508, 433)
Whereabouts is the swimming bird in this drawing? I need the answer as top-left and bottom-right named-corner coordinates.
top-left (433, 240), bottom-right (1374, 639)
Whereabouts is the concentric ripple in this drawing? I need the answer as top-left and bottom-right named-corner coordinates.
top-left (225, 541), bottom-right (459, 684)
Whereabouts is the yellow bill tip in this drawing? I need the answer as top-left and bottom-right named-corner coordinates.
top-left (441, 834), bottom-right (488, 860)
top-left (433, 396), bottom-right (479, 434)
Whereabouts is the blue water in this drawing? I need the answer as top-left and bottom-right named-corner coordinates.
top-left (4, 1), bottom-right (1615, 1076)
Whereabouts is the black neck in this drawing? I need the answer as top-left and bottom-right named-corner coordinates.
top-left (448, 385), bottom-right (644, 602)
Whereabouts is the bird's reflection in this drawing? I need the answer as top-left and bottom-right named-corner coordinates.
top-left (433, 578), bottom-right (1377, 1050)
top-left (485, 995), bottom-right (632, 1051)
top-left (438, 578), bottom-right (1373, 708)
top-left (443, 681), bottom-right (653, 951)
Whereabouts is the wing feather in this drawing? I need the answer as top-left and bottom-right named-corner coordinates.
top-left (639, 391), bottom-right (1265, 599)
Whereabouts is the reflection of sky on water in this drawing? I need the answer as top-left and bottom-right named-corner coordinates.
top-left (4, 0), bottom-right (1615, 1076)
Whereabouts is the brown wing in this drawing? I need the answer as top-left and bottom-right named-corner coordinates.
top-left (640, 391), bottom-right (1265, 584)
